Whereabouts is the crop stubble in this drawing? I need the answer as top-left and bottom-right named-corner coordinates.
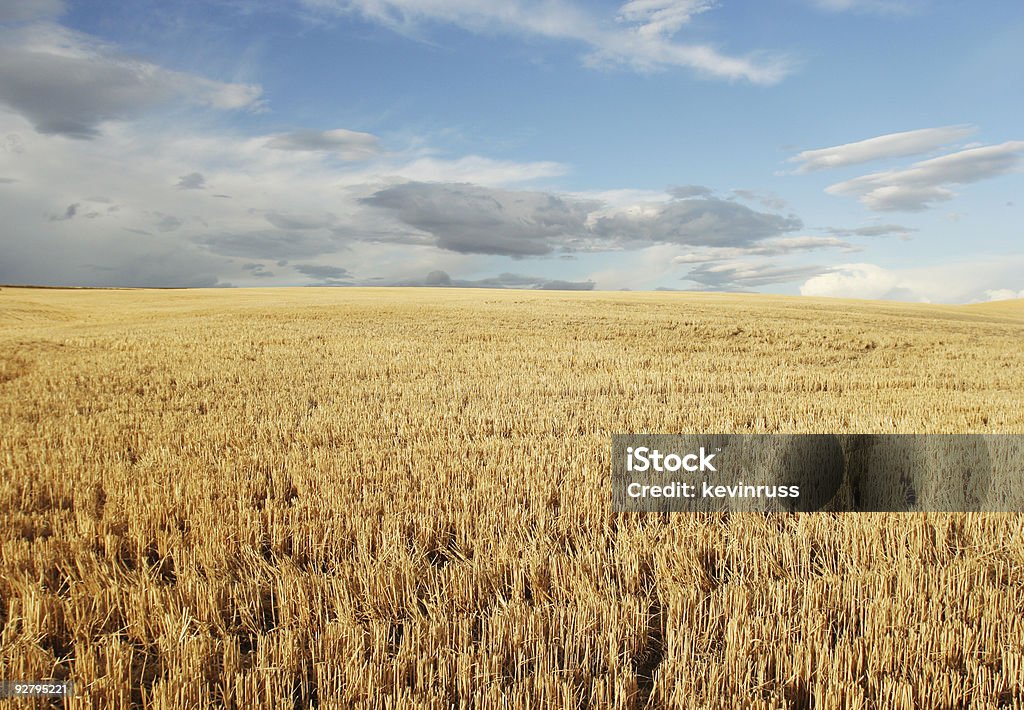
top-left (1, 287), bottom-right (1022, 708)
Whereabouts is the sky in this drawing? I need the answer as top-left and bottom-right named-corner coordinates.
top-left (0, 0), bottom-right (1022, 302)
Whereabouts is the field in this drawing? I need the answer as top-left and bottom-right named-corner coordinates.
top-left (1, 286), bottom-right (1023, 709)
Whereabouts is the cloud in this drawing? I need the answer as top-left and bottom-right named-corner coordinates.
top-left (825, 141), bottom-right (1024, 211)
top-left (0, 24), bottom-right (262, 138)
top-left (49, 202), bottom-right (77, 221)
top-left (616, 0), bottom-right (715, 38)
top-left (300, 0), bottom-right (791, 84)
top-left (787, 125), bottom-right (975, 173)
top-left (826, 223), bottom-right (916, 237)
top-left (361, 183), bottom-right (807, 256)
top-left (800, 257), bottom-right (1024, 303)
top-left (668, 184), bottom-right (714, 198)
top-left (672, 235), bottom-right (855, 263)
top-left (293, 263), bottom-right (351, 284)
top-left (424, 269), bottom-right (452, 286)
top-left (984, 289), bottom-right (1024, 302)
top-left (396, 269), bottom-right (594, 290)
top-left (242, 262), bottom-right (275, 278)
top-left (265, 129), bottom-right (380, 160)
top-left (176, 172), bottom-right (206, 190)
top-left (683, 261), bottom-right (826, 290)
top-left (195, 230), bottom-right (343, 259)
top-left (155, 214), bottom-right (183, 232)
top-left (0, 0), bottom-right (65, 21)
top-left (731, 188), bottom-right (788, 210)
top-left (265, 211), bottom-right (336, 230)
top-left (591, 197), bottom-right (803, 247)
top-left (360, 182), bottom-right (599, 256)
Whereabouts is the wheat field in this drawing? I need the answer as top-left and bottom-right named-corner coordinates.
top-left (1, 286), bottom-right (1023, 709)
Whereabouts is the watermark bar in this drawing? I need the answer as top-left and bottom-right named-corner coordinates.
top-left (612, 434), bottom-right (1024, 513)
top-left (0, 681), bottom-right (74, 698)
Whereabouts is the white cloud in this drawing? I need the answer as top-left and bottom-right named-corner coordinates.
top-left (984, 289), bottom-right (1024, 302)
top-left (787, 125), bottom-right (975, 173)
top-left (825, 141), bottom-right (1024, 211)
top-left (801, 258), bottom-right (1024, 303)
top-left (616, 0), bottom-right (715, 38)
top-left (0, 23), bottom-right (262, 138)
top-left (300, 0), bottom-right (791, 84)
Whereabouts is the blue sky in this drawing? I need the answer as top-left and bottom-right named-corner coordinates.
top-left (1, 0), bottom-right (1022, 301)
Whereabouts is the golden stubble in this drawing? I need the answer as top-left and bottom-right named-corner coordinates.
top-left (1, 287), bottom-right (1022, 709)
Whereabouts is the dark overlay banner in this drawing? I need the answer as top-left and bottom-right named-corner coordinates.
top-left (611, 434), bottom-right (1024, 513)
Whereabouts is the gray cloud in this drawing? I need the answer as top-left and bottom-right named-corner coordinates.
top-left (176, 172), bottom-right (205, 190)
top-left (362, 182), bottom-right (804, 256)
top-left (395, 270), bottom-right (593, 290)
top-left (827, 223), bottom-right (916, 237)
top-left (536, 279), bottom-right (595, 291)
top-left (424, 269), bottom-right (451, 286)
top-left (683, 262), bottom-right (826, 291)
top-left (265, 129), bottom-right (379, 160)
top-left (49, 202), bottom-right (77, 221)
top-left (155, 214), bottom-right (183, 232)
top-left (668, 184), bottom-right (714, 199)
top-left (0, 25), bottom-right (261, 138)
top-left (360, 182), bottom-right (599, 256)
top-left (672, 236), bottom-right (854, 264)
top-left (592, 197), bottom-right (802, 247)
top-left (242, 262), bottom-right (274, 278)
top-left (194, 230), bottom-right (342, 259)
top-left (826, 141), bottom-right (1024, 211)
top-left (293, 263), bottom-right (351, 282)
top-left (265, 211), bottom-right (335, 230)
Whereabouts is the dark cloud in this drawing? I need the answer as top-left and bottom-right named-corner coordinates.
top-left (0, 25), bottom-right (260, 138)
top-left (176, 172), bottom-right (205, 190)
top-left (49, 203), bottom-right (78, 221)
top-left (360, 182), bottom-right (598, 256)
top-left (242, 262), bottom-right (274, 278)
top-left (294, 263), bottom-right (350, 280)
top-left (424, 269), bottom-right (452, 286)
top-left (265, 129), bottom-right (379, 160)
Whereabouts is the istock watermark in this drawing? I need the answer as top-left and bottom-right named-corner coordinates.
top-left (611, 434), bottom-right (1024, 513)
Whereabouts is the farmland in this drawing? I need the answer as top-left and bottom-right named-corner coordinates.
top-left (1, 286), bottom-right (1023, 708)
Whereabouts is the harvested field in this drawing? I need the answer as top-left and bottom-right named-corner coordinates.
top-left (1, 286), bottom-right (1023, 708)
